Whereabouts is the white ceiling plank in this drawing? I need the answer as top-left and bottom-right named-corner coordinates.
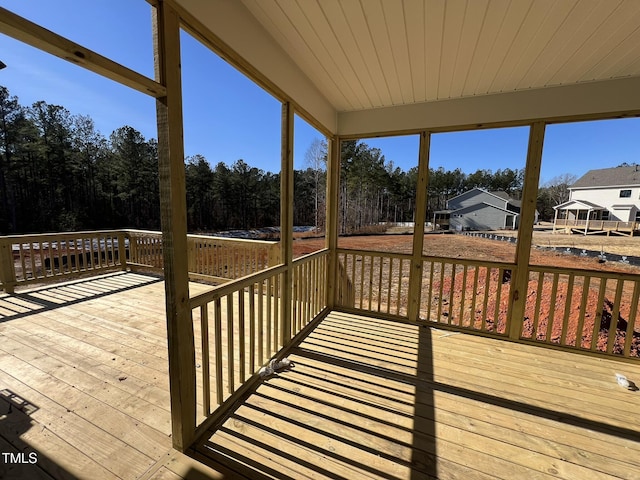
top-left (317, 0), bottom-right (380, 109)
top-left (581, 16), bottom-right (640, 80)
top-left (549, 1), bottom-right (640, 84)
top-left (489, 0), bottom-right (557, 92)
top-left (524, 0), bottom-right (620, 88)
top-left (474, 0), bottom-right (533, 95)
top-left (381, 0), bottom-right (414, 104)
top-left (336, 0), bottom-right (388, 107)
top-left (508, 0), bottom-right (578, 90)
top-left (362, 0), bottom-right (404, 106)
top-left (403, 0), bottom-right (426, 103)
top-left (287, 0), bottom-right (367, 110)
top-left (277, 0), bottom-right (369, 110)
top-left (243, 0), bottom-right (355, 110)
top-left (449, 0), bottom-right (490, 98)
top-left (424, 0), bottom-right (445, 101)
top-left (437, 0), bottom-right (467, 99)
top-left (463, 0), bottom-right (510, 96)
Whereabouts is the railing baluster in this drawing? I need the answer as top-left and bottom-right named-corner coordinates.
top-left (214, 298), bottom-right (223, 406)
top-left (532, 271), bottom-right (544, 339)
top-left (226, 293), bottom-right (234, 394)
top-left (386, 257), bottom-right (394, 315)
top-left (545, 273), bottom-right (560, 342)
top-left (258, 279), bottom-right (264, 363)
top-left (591, 279), bottom-right (608, 351)
top-left (481, 267), bottom-right (491, 331)
top-left (249, 284), bottom-right (256, 374)
top-left (238, 286), bottom-right (246, 383)
top-left (200, 304), bottom-right (211, 416)
top-left (607, 279), bottom-right (624, 354)
top-left (459, 265), bottom-right (467, 327)
top-left (575, 275), bottom-right (591, 349)
top-left (624, 281), bottom-right (639, 357)
top-left (469, 266), bottom-right (478, 328)
top-left (266, 276), bottom-right (272, 355)
top-left (560, 274), bottom-right (575, 346)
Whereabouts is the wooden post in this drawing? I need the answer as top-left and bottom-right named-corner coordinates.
top-left (407, 131), bottom-right (430, 321)
top-left (280, 102), bottom-right (294, 345)
top-left (153, 1), bottom-right (195, 452)
top-left (325, 136), bottom-right (340, 309)
top-left (509, 122), bottom-right (545, 340)
top-left (0, 239), bottom-right (16, 293)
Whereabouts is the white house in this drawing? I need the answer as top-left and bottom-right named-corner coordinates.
top-left (553, 165), bottom-right (640, 234)
top-left (434, 188), bottom-right (535, 231)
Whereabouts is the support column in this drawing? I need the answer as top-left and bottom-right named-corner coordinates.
top-left (407, 131), bottom-right (430, 321)
top-left (325, 136), bottom-right (340, 309)
top-left (153, 1), bottom-right (194, 451)
top-left (509, 122), bottom-right (545, 340)
top-left (280, 102), bottom-right (294, 345)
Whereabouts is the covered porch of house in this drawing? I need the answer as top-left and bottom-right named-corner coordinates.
top-left (2, 1), bottom-right (640, 479)
top-left (2, 271), bottom-right (640, 479)
top-left (553, 200), bottom-right (639, 236)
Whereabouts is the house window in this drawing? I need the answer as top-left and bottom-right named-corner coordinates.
top-left (602, 211), bottom-right (610, 221)
top-left (619, 189), bottom-right (632, 198)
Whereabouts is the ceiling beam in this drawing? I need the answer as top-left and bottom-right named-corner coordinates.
top-left (338, 76), bottom-right (640, 137)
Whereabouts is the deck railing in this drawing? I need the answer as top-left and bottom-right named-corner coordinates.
top-left (522, 265), bottom-right (640, 357)
top-left (0, 230), bottom-right (127, 292)
top-left (189, 249), bottom-right (328, 428)
top-left (0, 229), bottom-right (280, 292)
top-left (335, 247), bottom-right (639, 359)
top-left (126, 229), bottom-right (280, 282)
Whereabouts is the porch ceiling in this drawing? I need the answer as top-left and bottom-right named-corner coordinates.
top-left (176, 0), bottom-right (640, 135)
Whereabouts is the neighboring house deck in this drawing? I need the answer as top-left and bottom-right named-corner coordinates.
top-left (2, 272), bottom-right (640, 480)
top-left (554, 166), bottom-right (640, 236)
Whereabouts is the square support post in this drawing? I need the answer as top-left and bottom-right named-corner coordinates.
top-left (509, 122), bottom-right (545, 340)
top-left (407, 131), bottom-right (430, 321)
top-left (280, 102), bottom-right (294, 346)
top-left (0, 239), bottom-right (16, 293)
top-left (153, 1), bottom-right (195, 451)
top-left (325, 136), bottom-right (340, 309)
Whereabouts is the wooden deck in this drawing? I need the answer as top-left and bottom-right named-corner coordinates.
top-left (187, 312), bottom-right (640, 480)
top-left (1, 273), bottom-right (640, 479)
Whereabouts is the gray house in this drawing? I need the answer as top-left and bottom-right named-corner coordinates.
top-left (435, 188), bottom-right (532, 231)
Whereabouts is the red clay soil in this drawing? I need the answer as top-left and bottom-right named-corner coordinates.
top-left (295, 234), bottom-right (640, 357)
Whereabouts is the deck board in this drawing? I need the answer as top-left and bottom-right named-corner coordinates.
top-left (196, 311), bottom-right (640, 480)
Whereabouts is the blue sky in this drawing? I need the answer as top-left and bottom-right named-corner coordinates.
top-left (1, 0), bottom-right (639, 184)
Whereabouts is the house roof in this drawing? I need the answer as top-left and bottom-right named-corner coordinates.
top-left (571, 165), bottom-right (640, 189)
top-left (554, 199), bottom-right (605, 210)
top-left (175, 0), bottom-right (640, 135)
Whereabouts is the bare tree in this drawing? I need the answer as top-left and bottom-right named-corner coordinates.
top-left (543, 173), bottom-right (578, 206)
top-left (304, 138), bottom-right (327, 230)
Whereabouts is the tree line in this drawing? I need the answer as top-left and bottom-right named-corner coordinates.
top-left (1, 86), bottom-right (570, 236)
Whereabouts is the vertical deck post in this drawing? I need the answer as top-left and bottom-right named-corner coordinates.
top-left (153, 1), bottom-right (195, 451)
top-left (0, 238), bottom-right (16, 293)
top-left (407, 131), bottom-right (430, 321)
top-left (509, 122), bottom-right (545, 340)
top-left (280, 102), bottom-right (294, 345)
top-left (325, 136), bottom-right (340, 309)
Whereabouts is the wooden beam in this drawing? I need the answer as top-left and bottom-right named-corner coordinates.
top-left (153, 1), bottom-right (195, 451)
top-left (280, 102), bottom-right (295, 346)
top-left (509, 122), bottom-right (546, 340)
top-left (0, 7), bottom-right (166, 98)
top-left (325, 136), bottom-right (340, 309)
top-left (407, 131), bottom-right (430, 321)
